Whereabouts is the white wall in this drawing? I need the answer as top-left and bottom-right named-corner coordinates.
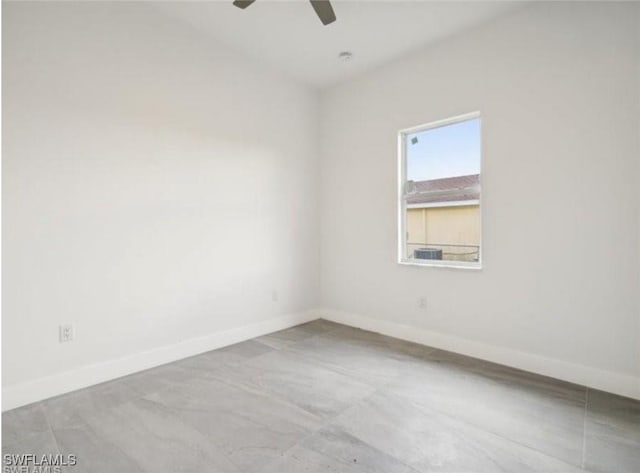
top-left (2, 2), bottom-right (319, 406)
top-left (320, 2), bottom-right (640, 397)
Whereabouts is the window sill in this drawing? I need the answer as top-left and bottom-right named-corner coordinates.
top-left (398, 259), bottom-right (482, 270)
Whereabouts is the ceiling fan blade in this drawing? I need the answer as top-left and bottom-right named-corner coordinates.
top-left (309, 0), bottom-right (336, 25)
top-left (233, 0), bottom-right (256, 9)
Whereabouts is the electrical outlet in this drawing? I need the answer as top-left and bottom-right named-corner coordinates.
top-left (59, 324), bottom-right (74, 343)
top-left (271, 290), bottom-right (279, 302)
top-left (418, 297), bottom-right (427, 309)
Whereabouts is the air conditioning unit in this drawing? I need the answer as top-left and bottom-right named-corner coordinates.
top-left (414, 248), bottom-right (443, 260)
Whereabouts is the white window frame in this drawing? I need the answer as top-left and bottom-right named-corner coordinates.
top-left (397, 111), bottom-right (482, 270)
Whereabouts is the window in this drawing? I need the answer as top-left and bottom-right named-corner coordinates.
top-left (398, 112), bottom-right (481, 268)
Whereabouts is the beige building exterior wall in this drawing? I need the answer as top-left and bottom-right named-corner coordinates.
top-left (406, 204), bottom-right (480, 259)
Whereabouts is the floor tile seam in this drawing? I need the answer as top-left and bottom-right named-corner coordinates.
top-left (198, 366), bottom-right (310, 407)
top-left (258, 386), bottom-right (416, 473)
top-left (387, 357), bottom-right (589, 411)
top-left (41, 369), bottom-right (357, 471)
top-left (297, 374), bottom-right (417, 451)
top-left (378, 385), bottom-right (586, 470)
top-left (39, 401), bottom-right (63, 456)
top-left (89, 340), bottom-right (284, 402)
top-left (454, 377), bottom-right (588, 412)
top-left (2, 403), bottom-right (60, 451)
top-left (276, 342), bottom-right (396, 390)
top-left (489, 376), bottom-right (589, 406)
top-left (184, 368), bottom-right (332, 435)
top-left (37, 371), bottom-right (195, 418)
top-left (193, 394), bottom-right (362, 473)
top-left (116, 372), bottom-right (209, 407)
top-left (254, 330), bottom-right (331, 352)
top-left (229, 344), bottom-right (289, 366)
top-left (301, 383), bottom-right (447, 473)
top-left (46, 407), bottom-right (150, 473)
top-left (254, 371), bottom-right (402, 460)
top-left (381, 347), bottom-right (442, 367)
top-left (582, 429), bottom-right (640, 449)
top-left (200, 353), bottom-right (390, 431)
top-left (314, 319), bottom-right (347, 334)
top-left (321, 372), bottom-right (392, 423)
top-left (40, 370), bottom-right (212, 434)
top-left (425, 349), bottom-right (595, 395)
top-left (74, 394), bottom-right (242, 473)
top-left (184, 359), bottom-right (310, 416)
top-left (126, 377), bottom-right (190, 406)
top-left (219, 452), bottom-right (247, 473)
top-left (4, 429), bottom-right (51, 454)
top-left (105, 357), bottom-right (252, 407)
top-left (278, 344), bottom-right (392, 388)
top-left (488, 382), bottom-right (587, 408)
top-left (284, 331), bottom-right (444, 369)
top-left (273, 345), bottom-right (374, 383)
top-left (182, 398), bottom-right (332, 473)
top-left (296, 326), bottom-right (351, 345)
top-left (250, 338), bottom-right (279, 351)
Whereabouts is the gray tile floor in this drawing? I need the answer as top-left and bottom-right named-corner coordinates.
top-left (3, 320), bottom-right (639, 472)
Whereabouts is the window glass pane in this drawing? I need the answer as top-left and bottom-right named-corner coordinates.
top-left (402, 116), bottom-right (481, 265)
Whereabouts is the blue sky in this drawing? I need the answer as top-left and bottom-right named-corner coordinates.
top-left (406, 117), bottom-right (480, 181)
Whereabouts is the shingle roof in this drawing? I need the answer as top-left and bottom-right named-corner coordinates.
top-left (407, 174), bottom-right (480, 205)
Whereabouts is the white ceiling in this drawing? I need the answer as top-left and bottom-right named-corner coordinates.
top-left (155, 1), bottom-right (525, 89)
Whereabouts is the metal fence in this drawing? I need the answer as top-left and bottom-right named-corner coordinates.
top-left (407, 242), bottom-right (480, 263)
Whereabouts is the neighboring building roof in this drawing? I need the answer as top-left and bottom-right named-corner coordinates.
top-left (407, 174), bottom-right (480, 205)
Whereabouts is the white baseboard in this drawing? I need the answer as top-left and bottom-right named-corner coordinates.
top-left (6, 308), bottom-right (638, 410)
top-left (319, 308), bottom-right (640, 401)
top-left (2, 310), bottom-right (318, 411)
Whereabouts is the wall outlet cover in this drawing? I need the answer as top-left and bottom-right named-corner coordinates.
top-left (59, 324), bottom-right (74, 343)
